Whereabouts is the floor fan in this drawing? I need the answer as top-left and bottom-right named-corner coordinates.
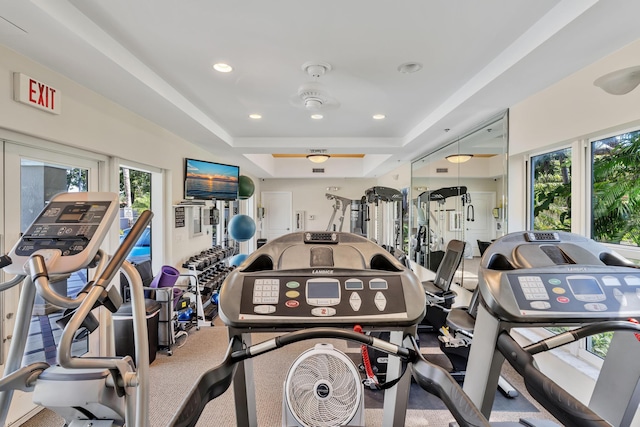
top-left (283, 344), bottom-right (364, 427)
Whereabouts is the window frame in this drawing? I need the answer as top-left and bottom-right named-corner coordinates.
top-left (117, 159), bottom-right (165, 274)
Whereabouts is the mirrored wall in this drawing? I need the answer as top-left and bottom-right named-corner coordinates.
top-left (410, 111), bottom-right (508, 290)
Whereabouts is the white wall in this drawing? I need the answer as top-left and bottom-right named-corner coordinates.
top-left (0, 44), bottom-right (260, 273)
top-left (258, 177), bottom-right (377, 233)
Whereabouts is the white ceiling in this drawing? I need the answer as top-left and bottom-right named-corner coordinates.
top-left (2, 0), bottom-right (640, 178)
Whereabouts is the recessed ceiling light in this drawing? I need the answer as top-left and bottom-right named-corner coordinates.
top-left (311, 114), bottom-right (323, 120)
top-left (373, 114), bottom-right (386, 120)
top-left (397, 62), bottom-right (423, 73)
top-left (249, 114), bottom-right (262, 119)
top-left (213, 63), bottom-right (233, 73)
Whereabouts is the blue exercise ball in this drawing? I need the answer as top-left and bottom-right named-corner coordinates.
top-left (229, 253), bottom-right (249, 267)
top-left (228, 215), bottom-right (256, 242)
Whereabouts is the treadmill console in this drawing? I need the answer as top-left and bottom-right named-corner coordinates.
top-left (219, 232), bottom-right (425, 328)
top-left (5, 192), bottom-right (119, 275)
top-left (478, 231), bottom-right (640, 324)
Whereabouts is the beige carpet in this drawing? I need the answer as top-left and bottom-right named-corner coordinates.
top-left (21, 322), bottom-right (558, 427)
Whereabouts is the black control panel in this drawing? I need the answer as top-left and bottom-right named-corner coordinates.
top-left (14, 201), bottom-right (112, 258)
top-left (218, 232), bottom-right (426, 328)
top-left (237, 274), bottom-right (406, 321)
top-left (507, 272), bottom-right (640, 318)
top-left (478, 231), bottom-right (640, 324)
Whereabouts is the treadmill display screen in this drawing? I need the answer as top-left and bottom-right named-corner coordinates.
top-left (567, 276), bottom-right (605, 301)
top-left (567, 277), bottom-right (601, 295)
top-left (307, 280), bottom-right (340, 299)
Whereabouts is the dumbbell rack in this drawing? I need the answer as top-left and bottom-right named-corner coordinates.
top-left (182, 245), bottom-right (237, 323)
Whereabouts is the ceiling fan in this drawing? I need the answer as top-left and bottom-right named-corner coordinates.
top-left (290, 62), bottom-right (340, 111)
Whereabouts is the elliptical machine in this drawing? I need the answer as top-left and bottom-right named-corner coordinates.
top-left (0, 192), bottom-right (152, 427)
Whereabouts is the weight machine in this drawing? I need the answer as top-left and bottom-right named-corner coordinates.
top-left (364, 186), bottom-right (404, 255)
top-left (414, 186), bottom-right (469, 271)
top-left (325, 193), bottom-right (352, 232)
top-left (0, 192), bottom-right (152, 427)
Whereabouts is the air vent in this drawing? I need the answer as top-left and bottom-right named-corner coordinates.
top-left (312, 168), bottom-right (325, 173)
top-left (436, 168), bottom-right (449, 173)
top-left (524, 232), bottom-right (560, 242)
top-left (305, 232), bottom-right (338, 244)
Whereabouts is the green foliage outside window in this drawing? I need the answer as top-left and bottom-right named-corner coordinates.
top-left (532, 148), bottom-right (572, 231)
top-left (592, 130), bottom-right (640, 246)
top-left (119, 168), bottom-right (151, 211)
top-left (588, 331), bottom-right (614, 359)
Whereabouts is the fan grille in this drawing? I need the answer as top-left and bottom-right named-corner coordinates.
top-left (286, 348), bottom-right (361, 427)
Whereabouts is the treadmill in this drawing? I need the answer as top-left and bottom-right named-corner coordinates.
top-left (170, 231), bottom-right (493, 427)
top-left (463, 231), bottom-right (640, 427)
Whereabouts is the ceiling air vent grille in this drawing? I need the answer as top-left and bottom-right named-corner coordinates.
top-left (312, 168), bottom-right (325, 173)
top-left (436, 168), bottom-right (449, 173)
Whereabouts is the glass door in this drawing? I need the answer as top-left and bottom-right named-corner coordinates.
top-left (2, 140), bottom-right (102, 423)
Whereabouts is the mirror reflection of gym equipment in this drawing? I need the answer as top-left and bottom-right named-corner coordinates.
top-left (413, 186), bottom-right (470, 272)
top-left (410, 111), bottom-right (508, 290)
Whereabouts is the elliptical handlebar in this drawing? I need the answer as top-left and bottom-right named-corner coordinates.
top-left (56, 209), bottom-right (153, 368)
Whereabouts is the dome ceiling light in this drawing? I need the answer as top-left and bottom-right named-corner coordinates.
top-left (307, 149), bottom-right (330, 163)
top-left (446, 154), bottom-right (473, 163)
top-left (594, 65), bottom-right (640, 95)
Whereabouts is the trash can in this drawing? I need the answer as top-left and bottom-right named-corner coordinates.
top-left (114, 299), bottom-right (162, 365)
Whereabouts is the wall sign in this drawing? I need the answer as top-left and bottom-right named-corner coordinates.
top-left (174, 206), bottom-right (185, 228)
top-left (13, 72), bottom-right (61, 114)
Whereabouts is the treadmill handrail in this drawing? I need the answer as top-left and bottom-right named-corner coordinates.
top-left (497, 332), bottom-right (612, 427)
top-left (525, 320), bottom-right (640, 355)
top-left (406, 335), bottom-right (491, 427)
top-left (169, 328), bottom-right (491, 427)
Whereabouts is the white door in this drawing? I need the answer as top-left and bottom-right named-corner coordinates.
top-left (262, 191), bottom-right (292, 241)
top-left (1, 140), bottom-right (103, 424)
top-left (464, 192), bottom-right (496, 257)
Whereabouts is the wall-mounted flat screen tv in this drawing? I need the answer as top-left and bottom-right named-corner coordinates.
top-left (184, 158), bottom-right (239, 201)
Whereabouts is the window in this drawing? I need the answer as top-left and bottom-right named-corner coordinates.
top-left (119, 167), bottom-right (152, 264)
top-left (591, 129), bottom-right (640, 246)
top-left (531, 147), bottom-right (572, 231)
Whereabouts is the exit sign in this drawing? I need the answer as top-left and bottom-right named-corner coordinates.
top-left (13, 72), bottom-right (61, 114)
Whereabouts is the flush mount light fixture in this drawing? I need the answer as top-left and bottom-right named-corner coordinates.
top-left (213, 63), bottom-right (233, 73)
top-left (311, 114), bottom-right (324, 120)
top-left (372, 114), bottom-right (386, 120)
top-left (446, 154), bottom-right (473, 163)
top-left (594, 65), bottom-right (640, 95)
top-left (307, 154), bottom-right (330, 163)
top-left (249, 114), bottom-right (262, 119)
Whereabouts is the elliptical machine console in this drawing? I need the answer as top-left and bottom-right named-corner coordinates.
top-left (5, 192), bottom-right (119, 275)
